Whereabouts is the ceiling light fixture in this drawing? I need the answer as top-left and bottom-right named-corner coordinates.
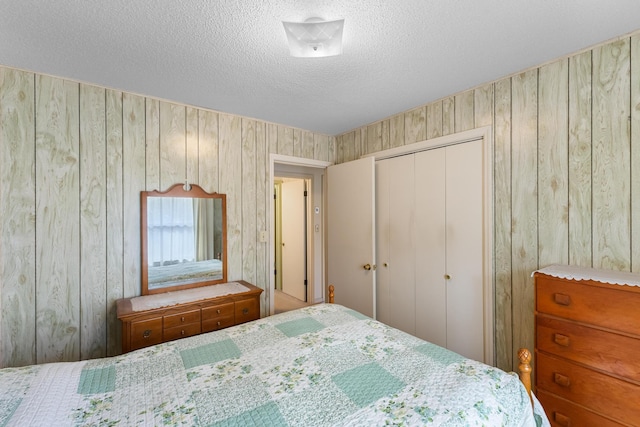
top-left (282, 18), bottom-right (344, 58)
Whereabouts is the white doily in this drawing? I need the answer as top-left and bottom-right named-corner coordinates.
top-left (130, 282), bottom-right (249, 311)
top-left (532, 264), bottom-right (640, 287)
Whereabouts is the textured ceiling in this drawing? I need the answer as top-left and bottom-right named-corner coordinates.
top-left (1, 1), bottom-right (640, 135)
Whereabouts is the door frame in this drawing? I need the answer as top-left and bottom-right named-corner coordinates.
top-left (362, 126), bottom-right (494, 365)
top-left (269, 154), bottom-right (332, 315)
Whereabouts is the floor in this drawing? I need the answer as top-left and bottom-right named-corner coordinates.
top-left (274, 289), bottom-right (308, 314)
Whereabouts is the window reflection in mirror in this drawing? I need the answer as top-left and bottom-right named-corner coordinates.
top-left (141, 184), bottom-right (227, 295)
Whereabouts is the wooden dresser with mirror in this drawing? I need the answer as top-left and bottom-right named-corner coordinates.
top-left (117, 183), bottom-right (262, 353)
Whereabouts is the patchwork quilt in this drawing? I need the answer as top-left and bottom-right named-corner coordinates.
top-left (0, 304), bottom-right (544, 426)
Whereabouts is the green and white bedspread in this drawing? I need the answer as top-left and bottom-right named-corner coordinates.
top-left (0, 304), bottom-right (547, 426)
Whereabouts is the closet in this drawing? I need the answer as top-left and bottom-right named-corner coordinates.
top-left (376, 139), bottom-right (486, 362)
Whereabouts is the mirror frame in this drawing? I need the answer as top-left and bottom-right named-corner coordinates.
top-left (141, 183), bottom-right (227, 295)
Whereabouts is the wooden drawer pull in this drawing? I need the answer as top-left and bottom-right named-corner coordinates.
top-left (553, 293), bottom-right (571, 306)
top-left (242, 308), bottom-right (249, 315)
top-left (554, 412), bottom-right (570, 427)
top-left (216, 309), bottom-right (221, 314)
top-left (553, 333), bottom-right (570, 347)
top-left (143, 329), bottom-right (152, 338)
top-left (181, 316), bottom-right (185, 322)
top-left (217, 321), bottom-right (221, 326)
top-left (554, 372), bottom-right (571, 387)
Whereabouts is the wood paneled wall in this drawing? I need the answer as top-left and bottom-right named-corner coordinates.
top-left (336, 33), bottom-right (640, 373)
top-left (0, 68), bottom-right (334, 367)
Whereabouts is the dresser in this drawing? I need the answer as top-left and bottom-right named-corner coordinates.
top-left (534, 265), bottom-right (640, 426)
top-left (117, 281), bottom-right (262, 353)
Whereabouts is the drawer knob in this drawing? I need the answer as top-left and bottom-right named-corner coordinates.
top-left (553, 333), bottom-right (570, 347)
top-left (242, 308), bottom-right (249, 315)
top-left (217, 309), bottom-right (221, 314)
top-left (554, 412), bottom-right (570, 427)
top-left (181, 316), bottom-right (185, 322)
top-left (181, 330), bottom-right (185, 336)
top-left (553, 293), bottom-right (571, 306)
top-left (553, 372), bottom-right (571, 387)
top-left (143, 329), bottom-right (152, 338)
top-left (217, 321), bottom-right (221, 326)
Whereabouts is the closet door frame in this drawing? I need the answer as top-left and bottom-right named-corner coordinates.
top-left (362, 126), bottom-right (495, 364)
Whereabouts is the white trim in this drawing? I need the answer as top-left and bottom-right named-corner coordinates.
top-left (363, 127), bottom-right (495, 365)
top-left (269, 154), bottom-right (332, 316)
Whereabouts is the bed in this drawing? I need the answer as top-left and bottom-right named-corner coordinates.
top-left (148, 258), bottom-right (223, 289)
top-left (0, 302), bottom-right (549, 426)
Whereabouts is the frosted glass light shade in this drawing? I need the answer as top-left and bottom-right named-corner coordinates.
top-left (282, 18), bottom-right (344, 58)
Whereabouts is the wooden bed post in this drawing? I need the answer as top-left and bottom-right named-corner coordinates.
top-left (328, 285), bottom-right (334, 303)
top-left (517, 348), bottom-right (533, 405)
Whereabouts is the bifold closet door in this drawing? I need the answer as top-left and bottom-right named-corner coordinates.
top-left (376, 155), bottom-right (415, 333)
top-left (414, 139), bottom-right (484, 362)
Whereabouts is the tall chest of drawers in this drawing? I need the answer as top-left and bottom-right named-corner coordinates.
top-left (534, 265), bottom-right (640, 426)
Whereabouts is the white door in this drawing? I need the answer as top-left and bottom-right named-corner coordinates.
top-left (414, 140), bottom-right (485, 362)
top-left (445, 140), bottom-right (484, 362)
top-left (327, 157), bottom-right (376, 318)
top-left (281, 179), bottom-right (307, 301)
top-left (376, 155), bottom-right (416, 333)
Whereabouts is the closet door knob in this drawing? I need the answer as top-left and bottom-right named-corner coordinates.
top-left (445, 274), bottom-right (451, 280)
top-left (364, 263), bottom-right (372, 271)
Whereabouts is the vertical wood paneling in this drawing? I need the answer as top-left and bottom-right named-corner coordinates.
top-left (568, 51), bottom-right (593, 267)
top-left (493, 77), bottom-right (512, 372)
top-left (381, 119), bottom-right (390, 151)
top-left (277, 125), bottom-right (293, 156)
top-left (426, 101), bottom-right (443, 139)
top-left (159, 101), bottom-right (186, 190)
top-left (592, 39), bottom-right (631, 271)
top-left (510, 70), bottom-right (538, 369)
top-left (328, 136), bottom-right (336, 164)
top-left (122, 93), bottom-right (146, 300)
top-left (474, 84), bottom-right (494, 128)
top-left (267, 123), bottom-right (278, 155)
top-left (342, 131), bottom-right (355, 162)
top-left (314, 134), bottom-right (329, 162)
top-left (366, 122), bottom-right (383, 154)
top-left (255, 122), bottom-right (268, 315)
top-left (454, 90), bottom-right (474, 132)
top-left (292, 129), bottom-right (301, 157)
top-left (404, 107), bottom-right (426, 143)
top-left (242, 119), bottom-right (257, 284)
top-left (35, 75), bottom-right (80, 363)
top-left (390, 114), bottom-right (404, 148)
top-left (538, 60), bottom-right (569, 267)
top-left (302, 130), bottom-right (314, 159)
top-left (145, 99), bottom-right (160, 191)
top-left (186, 107), bottom-right (199, 185)
top-left (198, 109), bottom-right (219, 193)
top-left (105, 89), bottom-right (123, 356)
top-left (632, 35), bottom-right (640, 272)
top-left (219, 113), bottom-right (242, 279)
top-left (0, 68), bottom-right (36, 367)
top-left (79, 84), bottom-right (107, 360)
top-left (442, 96), bottom-right (455, 136)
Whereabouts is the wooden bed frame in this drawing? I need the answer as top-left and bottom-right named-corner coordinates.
top-left (327, 285), bottom-right (534, 405)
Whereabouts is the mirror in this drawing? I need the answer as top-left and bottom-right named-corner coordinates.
top-left (141, 183), bottom-right (227, 295)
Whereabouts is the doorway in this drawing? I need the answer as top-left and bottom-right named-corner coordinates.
top-left (274, 177), bottom-right (309, 310)
top-left (269, 155), bottom-right (331, 315)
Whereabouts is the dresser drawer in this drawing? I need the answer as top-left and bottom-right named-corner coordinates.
top-left (163, 309), bottom-right (201, 329)
top-left (202, 303), bottom-right (235, 320)
top-left (537, 389), bottom-right (625, 427)
top-left (536, 275), bottom-right (640, 335)
top-left (163, 322), bottom-right (201, 342)
top-left (537, 315), bottom-right (640, 382)
top-left (202, 315), bottom-right (235, 332)
top-left (537, 352), bottom-right (640, 425)
top-left (130, 317), bottom-right (163, 351)
top-left (235, 297), bottom-right (260, 324)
